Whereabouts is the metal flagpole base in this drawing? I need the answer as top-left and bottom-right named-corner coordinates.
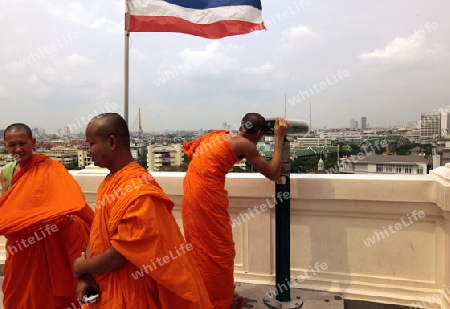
top-left (263, 290), bottom-right (303, 309)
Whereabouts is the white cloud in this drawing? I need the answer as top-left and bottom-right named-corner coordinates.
top-left (243, 63), bottom-right (275, 74)
top-left (131, 48), bottom-right (148, 61)
top-left (42, 66), bottom-right (58, 75)
top-left (5, 61), bottom-right (26, 73)
top-left (25, 74), bottom-right (51, 96)
top-left (100, 73), bottom-right (122, 99)
top-left (175, 41), bottom-right (241, 75)
top-left (358, 28), bottom-right (445, 64)
top-left (66, 54), bottom-right (94, 66)
top-left (27, 74), bottom-right (42, 86)
top-left (39, 0), bottom-right (122, 34)
top-left (280, 25), bottom-right (324, 51)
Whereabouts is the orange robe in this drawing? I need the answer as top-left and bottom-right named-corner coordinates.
top-left (182, 130), bottom-right (241, 309)
top-left (85, 162), bottom-right (211, 309)
top-left (0, 154), bottom-right (94, 309)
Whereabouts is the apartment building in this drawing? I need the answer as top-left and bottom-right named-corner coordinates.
top-left (420, 113), bottom-right (440, 138)
top-left (340, 154), bottom-right (427, 175)
top-left (147, 144), bottom-right (183, 171)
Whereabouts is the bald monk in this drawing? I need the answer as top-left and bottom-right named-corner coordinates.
top-left (73, 113), bottom-right (212, 309)
top-left (182, 113), bottom-right (288, 309)
top-left (0, 123), bottom-right (94, 309)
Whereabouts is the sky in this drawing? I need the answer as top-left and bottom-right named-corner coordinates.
top-left (1, 0), bottom-right (449, 134)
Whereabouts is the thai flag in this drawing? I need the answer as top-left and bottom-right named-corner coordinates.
top-left (126, 0), bottom-right (266, 39)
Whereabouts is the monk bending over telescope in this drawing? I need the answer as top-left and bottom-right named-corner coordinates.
top-left (182, 113), bottom-right (289, 309)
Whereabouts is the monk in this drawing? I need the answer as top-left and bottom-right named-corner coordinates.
top-left (0, 123), bottom-right (94, 309)
top-left (72, 113), bottom-right (212, 309)
top-left (182, 113), bottom-right (288, 309)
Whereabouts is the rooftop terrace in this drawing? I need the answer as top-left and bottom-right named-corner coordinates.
top-left (2, 164), bottom-right (450, 309)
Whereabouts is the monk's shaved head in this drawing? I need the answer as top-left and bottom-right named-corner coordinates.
top-left (88, 113), bottom-right (130, 145)
top-left (4, 123), bottom-right (33, 139)
top-left (240, 113), bottom-right (266, 134)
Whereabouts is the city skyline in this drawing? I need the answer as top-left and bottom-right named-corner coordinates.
top-left (1, 1), bottom-right (449, 133)
top-left (2, 112), bottom-right (440, 136)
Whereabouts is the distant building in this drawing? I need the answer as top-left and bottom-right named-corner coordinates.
top-left (32, 128), bottom-right (39, 137)
top-left (420, 113), bottom-right (440, 138)
top-left (77, 149), bottom-right (92, 168)
top-left (297, 137), bottom-right (332, 147)
top-left (440, 112), bottom-right (450, 138)
top-left (147, 144), bottom-right (183, 171)
top-left (0, 154), bottom-right (13, 168)
top-left (340, 154), bottom-right (427, 175)
top-left (361, 117), bottom-right (367, 130)
top-left (404, 129), bottom-right (421, 143)
top-left (233, 159), bottom-right (247, 171)
top-left (130, 144), bottom-right (146, 161)
top-left (39, 150), bottom-right (78, 168)
top-left (435, 141), bottom-right (450, 167)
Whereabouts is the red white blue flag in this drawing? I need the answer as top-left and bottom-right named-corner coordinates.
top-left (126, 0), bottom-right (265, 39)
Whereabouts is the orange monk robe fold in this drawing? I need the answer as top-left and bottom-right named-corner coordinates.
top-left (182, 130), bottom-right (241, 309)
top-left (0, 154), bottom-right (94, 309)
top-left (85, 162), bottom-right (211, 309)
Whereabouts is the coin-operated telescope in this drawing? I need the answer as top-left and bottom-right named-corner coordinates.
top-left (262, 118), bottom-right (309, 308)
top-left (263, 118), bottom-right (310, 138)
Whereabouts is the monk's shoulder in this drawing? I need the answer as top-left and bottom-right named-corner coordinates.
top-left (227, 133), bottom-right (255, 158)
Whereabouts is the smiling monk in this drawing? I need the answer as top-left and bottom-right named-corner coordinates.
top-left (0, 123), bottom-right (94, 309)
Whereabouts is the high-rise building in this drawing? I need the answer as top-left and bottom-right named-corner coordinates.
top-left (440, 112), bottom-right (450, 138)
top-left (420, 113), bottom-right (440, 138)
top-left (361, 117), bottom-right (367, 130)
top-left (32, 127), bottom-right (39, 137)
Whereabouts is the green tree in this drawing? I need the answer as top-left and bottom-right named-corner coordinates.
top-left (138, 144), bottom-right (148, 169)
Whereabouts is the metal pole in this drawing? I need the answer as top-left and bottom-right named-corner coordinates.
top-left (124, 0), bottom-right (130, 124)
top-left (276, 137), bottom-right (291, 301)
top-left (264, 136), bottom-right (302, 309)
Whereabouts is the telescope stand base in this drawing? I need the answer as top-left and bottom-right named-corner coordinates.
top-left (263, 290), bottom-right (303, 309)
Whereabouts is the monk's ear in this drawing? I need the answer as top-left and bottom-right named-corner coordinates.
top-left (256, 130), bottom-right (263, 140)
top-left (109, 136), bottom-right (117, 149)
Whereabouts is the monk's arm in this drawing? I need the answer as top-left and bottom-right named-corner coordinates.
top-left (244, 134), bottom-right (284, 181)
top-left (233, 117), bottom-right (288, 181)
top-left (73, 246), bottom-right (128, 279)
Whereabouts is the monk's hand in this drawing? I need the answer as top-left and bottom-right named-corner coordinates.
top-left (73, 252), bottom-right (87, 279)
top-left (76, 274), bottom-right (99, 303)
top-left (274, 117), bottom-right (289, 138)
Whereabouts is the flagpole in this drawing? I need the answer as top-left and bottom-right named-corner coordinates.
top-left (124, 0), bottom-right (130, 124)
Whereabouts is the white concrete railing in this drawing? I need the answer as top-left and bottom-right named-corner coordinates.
top-left (3, 164), bottom-right (450, 309)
